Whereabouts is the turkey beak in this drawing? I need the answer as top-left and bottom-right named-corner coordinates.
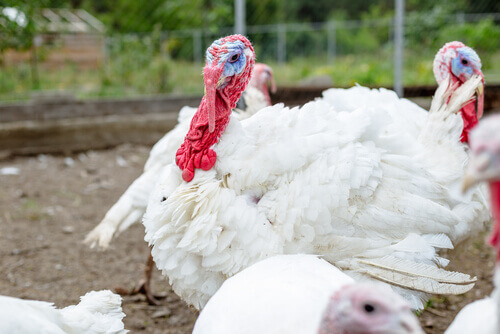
top-left (397, 311), bottom-right (424, 334)
top-left (475, 79), bottom-right (484, 119)
top-left (462, 151), bottom-right (492, 193)
top-left (473, 69), bottom-right (484, 119)
top-left (203, 63), bottom-right (225, 133)
top-left (268, 71), bottom-right (277, 94)
top-left (462, 173), bottom-right (479, 193)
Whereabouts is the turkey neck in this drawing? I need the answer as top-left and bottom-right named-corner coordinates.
top-left (191, 67), bottom-right (246, 144)
top-left (489, 181), bottom-right (500, 260)
top-left (175, 86), bottom-right (234, 182)
top-left (260, 82), bottom-right (272, 105)
top-left (175, 62), bottom-right (249, 182)
top-left (495, 265), bottom-right (500, 332)
top-left (459, 101), bottom-right (479, 143)
top-left (489, 180), bottom-right (500, 332)
top-left (185, 89), bottom-right (233, 141)
top-left (449, 73), bottom-right (482, 144)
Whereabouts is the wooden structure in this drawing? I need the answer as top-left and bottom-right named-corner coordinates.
top-left (4, 8), bottom-right (105, 68)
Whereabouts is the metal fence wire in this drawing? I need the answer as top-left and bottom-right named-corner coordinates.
top-left (107, 12), bottom-right (500, 64)
top-left (1, 1), bottom-right (500, 101)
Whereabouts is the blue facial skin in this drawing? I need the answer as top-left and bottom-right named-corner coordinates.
top-left (451, 47), bottom-right (481, 80)
top-left (206, 39), bottom-right (247, 79)
top-left (221, 46), bottom-right (247, 79)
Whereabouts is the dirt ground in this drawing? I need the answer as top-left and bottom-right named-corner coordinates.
top-left (0, 144), bottom-right (495, 333)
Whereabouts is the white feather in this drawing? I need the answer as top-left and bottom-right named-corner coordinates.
top-left (193, 255), bottom-right (355, 334)
top-left (0, 290), bottom-right (127, 333)
top-left (446, 297), bottom-right (497, 334)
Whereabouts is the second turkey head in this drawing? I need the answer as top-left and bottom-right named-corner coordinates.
top-left (433, 41), bottom-right (485, 143)
top-left (249, 63), bottom-right (277, 105)
top-left (318, 283), bottom-right (423, 334)
top-left (463, 114), bottom-right (500, 259)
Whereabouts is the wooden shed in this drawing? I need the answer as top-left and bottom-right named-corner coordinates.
top-left (3, 8), bottom-right (106, 69)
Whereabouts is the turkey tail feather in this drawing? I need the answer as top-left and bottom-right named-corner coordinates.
top-left (355, 256), bottom-right (476, 295)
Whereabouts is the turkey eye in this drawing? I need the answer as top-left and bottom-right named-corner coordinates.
top-left (229, 54), bottom-right (240, 63)
top-left (462, 59), bottom-right (469, 65)
top-left (363, 303), bottom-right (376, 313)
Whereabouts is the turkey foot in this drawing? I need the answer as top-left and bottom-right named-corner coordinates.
top-left (115, 250), bottom-right (165, 305)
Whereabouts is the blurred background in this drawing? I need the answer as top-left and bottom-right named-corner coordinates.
top-left (1, 0), bottom-right (499, 102)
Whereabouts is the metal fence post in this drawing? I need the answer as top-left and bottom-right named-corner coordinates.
top-left (394, 0), bottom-right (404, 97)
top-left (235, 0), bottom-right (246, 35)
top-left (327, 21), bottom-right (336, 63)
top-left (160, 31), bottom-right (167, 59)
top-left (103, 35), bottom-right (110, 69)
top-left (193, 29), bottom-right (202, 63)
top-left (277, 24), bottom-right (286, 63)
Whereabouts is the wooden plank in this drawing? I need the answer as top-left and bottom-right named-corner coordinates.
top-left (0, 112), bottom-right (179, 155)
top-left (0, 95), bottom-right (201, 123)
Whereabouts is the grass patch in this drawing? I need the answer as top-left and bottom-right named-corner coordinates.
top-left (20, 197), bottom-right (49, 222)
top-left (1, 48), bottom-right (499, 102)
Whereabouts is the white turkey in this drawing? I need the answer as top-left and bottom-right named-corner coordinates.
top-left (0, 290), bottom-right (127, 333)
top-left (321, 41), bottom-right (484, 145)
top-left (446, 114), bottom-right (500, 334)
top-left (193, 254), bottom-right (423, 334)
top-left (143, 34), bottom-right (489, 310)
top-left (83, 63), bottom-right (275, 304)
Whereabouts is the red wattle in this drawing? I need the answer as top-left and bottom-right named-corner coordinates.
top-left (477, 90), bottom-right (484, 119)
top-left (488, 181), bottom-right (500, 259)
top-left (182, 169), bottom-right (194, 183)
top-left (175, 102), bottom-right (228, 182)
top-left (460, 101), bottom-right (479, 143)
top-left (201, 150), bottom-right (217, 170)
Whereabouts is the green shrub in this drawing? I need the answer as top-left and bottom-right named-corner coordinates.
top-left (436, 19), bottom-right (500, 53)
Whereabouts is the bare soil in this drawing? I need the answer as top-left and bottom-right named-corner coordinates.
top-left (0, 144), bottom-right (495, 333)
